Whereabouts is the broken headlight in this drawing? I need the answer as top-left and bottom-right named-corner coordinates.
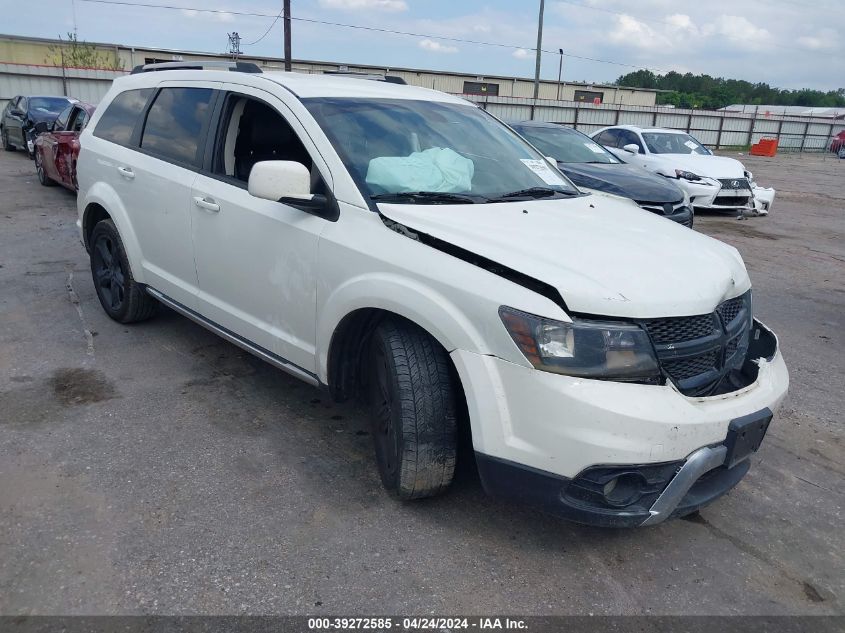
top-left (499, 307), bottom-right (660, 381)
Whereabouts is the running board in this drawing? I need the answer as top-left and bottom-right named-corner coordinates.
top-left (145, 287), bottom-right (319, 387)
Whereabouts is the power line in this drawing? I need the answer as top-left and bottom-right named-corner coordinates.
top-left (243, 6), bottom-right (283, 46)
top-left (74, 0), bottom-right (676, 73)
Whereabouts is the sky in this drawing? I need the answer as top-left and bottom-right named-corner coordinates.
top-left (6, 0), bottom-right (844, 91)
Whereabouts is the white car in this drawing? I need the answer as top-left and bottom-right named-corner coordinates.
top-left (76, 62), bottom-right (788, 527)
top-left (591, 125), bottom-right (776, 215)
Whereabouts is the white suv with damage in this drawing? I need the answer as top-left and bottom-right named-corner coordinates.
top-left (592, 125), bottom-right (776, 215)
top-left (76, 62), bottom-right (789, 527)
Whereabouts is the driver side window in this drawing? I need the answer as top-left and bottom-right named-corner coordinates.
top-left (617, 130), bottom-right (644, 153)
top-left (54, 106), bottom-right (73, 131)
top-left (213, 94), bottom-right (324, 194)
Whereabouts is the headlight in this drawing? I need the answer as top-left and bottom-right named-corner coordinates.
top-left (499, 307), bottom-right (660, 381)
top-left (675, 169), bottom-right (702, 181)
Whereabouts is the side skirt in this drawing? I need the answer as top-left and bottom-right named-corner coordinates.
top-left (145, 286), bottom-right (320, 387)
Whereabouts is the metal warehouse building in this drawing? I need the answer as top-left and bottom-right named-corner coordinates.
top-left (0, 33), bottom-right (659, 110)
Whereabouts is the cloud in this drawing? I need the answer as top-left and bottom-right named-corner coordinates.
top-left (512, 48), bottom-right (531, 60)
top-left (318, 0), bottom-right (408, 11)
top-left (608, 15), bottom-right (668, 50)
top-left (180, 8), bottom-right (234, 22)
top-left (701, 15), bottom-right (771, 50)
top-left (797, 29), bottom-right (838, 51)
top-left (418, 39), bottom-right (459, 54)
top-left (666, 14), bottom-right (698, 35)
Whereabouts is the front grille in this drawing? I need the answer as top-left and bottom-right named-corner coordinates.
top-left (713, 195), bottom-right (751, 206)
top-left (642, 291), bottom-right (752, 396)
top-left (663, 351), bottom-right (719, 381)
top-left (718, 178), bottom-right (751, 190)
top-left (718, 295), bottom-right (744, 325)
top-left (645, 314), bottom-right (717, 344)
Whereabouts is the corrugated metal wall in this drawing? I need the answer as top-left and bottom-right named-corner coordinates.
top-left (0, 63), bottom-right (123, 110)
top-left (469, 95), bottom-right (842, 151)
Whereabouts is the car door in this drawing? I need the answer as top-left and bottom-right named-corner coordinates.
top-left (126, 82), bottom-right (220, 310)
top-left (55, 106), bottom-right (87, 187)
top-left (189, 85), bottom-right (332, 373)
top-left (41, 105), bottom-right (73, 182)
top-left (8, 96), bottom-right (26, 145)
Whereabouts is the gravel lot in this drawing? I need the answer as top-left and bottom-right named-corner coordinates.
top-left (0, 148), bottom-right (842, 616)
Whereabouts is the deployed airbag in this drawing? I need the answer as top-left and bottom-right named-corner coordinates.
top-left (366, 147), bottom-right (474, 193)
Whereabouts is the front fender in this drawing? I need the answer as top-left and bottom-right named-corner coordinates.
top-left (80, 181), bottom-right (146, 284)
top-left (315, 272), bottom-right (492, 383)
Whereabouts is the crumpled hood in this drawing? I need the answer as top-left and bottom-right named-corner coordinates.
top-left (378, 195), bottom-right (750, 318)
top-left (648, 153), bottom-right (747, 179)
top-left (560, 162), bottom-right (684, 203)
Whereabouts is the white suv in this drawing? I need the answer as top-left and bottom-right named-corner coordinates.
top-left (76, 62), bottom-right (789, 527)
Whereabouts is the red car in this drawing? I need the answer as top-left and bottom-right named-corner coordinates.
top-left (830, 130), bottom-right (845, 153)
top-left (34, 101), bottom-right (95, 191)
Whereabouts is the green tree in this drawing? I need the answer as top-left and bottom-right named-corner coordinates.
top-left (46, 33), bottom-right (124, 71)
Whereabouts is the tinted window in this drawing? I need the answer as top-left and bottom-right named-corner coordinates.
top-left (94, 88), bottom-right (153, 145)
top-left (54, 106), bottom-right (73, 131)
top-left (514, 125), bottom-right (619, 164)
top-left (617, 130), bottom-right (643, 152)
top-left (29, 97), bottom-right (71, 115)
top-left (72, 109), bottom-right (89, 132)
top-left (141, 87), bottom-right (214, 165)
top-left (642, 132), bottom-right (709, 155)
top-left (595, 129), bottom-right (618, 146)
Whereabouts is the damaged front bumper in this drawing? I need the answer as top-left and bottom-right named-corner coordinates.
top-left (455, 319), bottom-right (788, 527)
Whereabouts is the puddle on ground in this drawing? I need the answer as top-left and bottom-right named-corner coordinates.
top-left (50, 367), bottom-right (117, 406)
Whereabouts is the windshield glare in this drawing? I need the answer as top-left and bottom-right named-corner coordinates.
top-left (642, 132), bottom-right (709, 155)
top-left (304, 98), bottom-right (579, 202)
top-left (515, 125), bottom-right (619, 165)
top-left (29, 97), bottom-right (71, 115)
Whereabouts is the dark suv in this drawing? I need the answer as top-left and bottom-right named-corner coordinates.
top-left (1, 95), bottom-right (75, 158)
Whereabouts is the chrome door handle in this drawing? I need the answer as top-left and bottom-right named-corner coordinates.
top-left (116, 166), bottom-right (134, 179)
top-left (193, 196), bottom-right (220, 213)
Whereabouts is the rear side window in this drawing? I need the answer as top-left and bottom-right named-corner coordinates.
top-left (141, 87), bottom-right (214, 166)
top-left (94, 88), bottom-right (152, 145)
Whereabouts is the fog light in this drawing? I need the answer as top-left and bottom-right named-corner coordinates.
top-left (602, 473), bottom-right (645, 507)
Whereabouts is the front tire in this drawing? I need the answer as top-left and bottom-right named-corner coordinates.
top-left (89, 219), bottom-right (158, 323)
top-left (367, 318), bottom-right (457, 500)
top-left (35, 152), bottom-right (54, 186)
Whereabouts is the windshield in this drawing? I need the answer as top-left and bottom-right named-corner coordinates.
top-left (29, 97), bottom-right (72, 115)
top-left (642, 132), bottom-right (709, 155)
top-left (514, 125), bottom-right (620, 165)
top-left (304, 98), bottom-right (580, 203)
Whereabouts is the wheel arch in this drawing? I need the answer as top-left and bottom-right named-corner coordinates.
top-left (80, 184), bottom-right (145, 282)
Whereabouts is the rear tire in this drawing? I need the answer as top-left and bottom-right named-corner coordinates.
top-left (89, 219), bottom-right (158, 323)
top-left (35, 152), bottom-right (54, 186)
top-left (1, 128), bottom-right (14, 151)
top-left (367, 318), bottom-right (457, 500)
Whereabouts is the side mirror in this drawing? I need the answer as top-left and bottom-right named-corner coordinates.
top-left (248, 160), bottom-right (312, 202)
top-left (623, 143), bottom-right (640, 154)
top-left (33, 121), bottom-right (49, 135)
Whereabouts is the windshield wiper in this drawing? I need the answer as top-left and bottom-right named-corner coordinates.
top-left (370, 191), bottom-right (484, 204)
top-left (489, 186), bottom-right (579, 201)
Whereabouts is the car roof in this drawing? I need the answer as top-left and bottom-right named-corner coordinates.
top-left (114, 69), bottom-right (469, 104)
top-left (607, 125), bottom-right (691, 135)
top-left (511, 121), bottom-right (581, 132)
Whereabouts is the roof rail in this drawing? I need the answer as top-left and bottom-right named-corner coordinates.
top-left (131, 61), bottom-right (262, 75)
top-left (323, 71), bottom-right (407, 85)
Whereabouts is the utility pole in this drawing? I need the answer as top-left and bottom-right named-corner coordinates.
top-left (283, 0), bottom-right (292, 71)
top-left (557, 48), bottom-right (563, 101)
top-left (533, 0), bottom-right (545, 100)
